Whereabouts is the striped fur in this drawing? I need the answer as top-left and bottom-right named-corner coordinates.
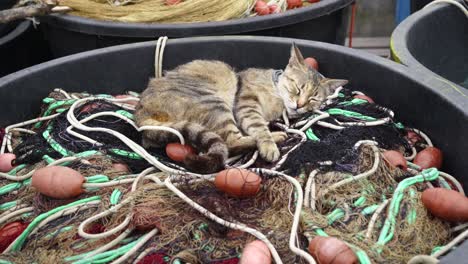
top-left (135, 45), bottom-right (348, 173)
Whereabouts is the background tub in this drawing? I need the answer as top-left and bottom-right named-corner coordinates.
top-left (0, 0), bottom-right (17, 37)
top-left (0, 36), bottom-right (467, 262)
top-left (0, 0), bottom-right (51, 77)
top-left (40, 0), bottom-right (354, 58)
top-left (391, 2), bottom-right (468, 93)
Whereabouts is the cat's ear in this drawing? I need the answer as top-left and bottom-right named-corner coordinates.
top-left (321, 78), bottom-right (348, 91)
top-left (289, 43), bottom-right (305, 67)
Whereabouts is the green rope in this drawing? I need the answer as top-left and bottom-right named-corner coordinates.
top-left (326, 108), bottom-right (377, 121)
top-left (327, 208), bottom-right (345, 224)
top-left (108, 149), bottom-right (142, 160)
top-left (395, 122), bottom-right (404, 129)
top-left (361, 204), bottom-right (379, 215)
top-left (313, 228), bottom-right (372, 264)
top-left (407, 162), bottom-right (421, 170)
top-left (305, 128), bottom-right (320, 141)
top-left (35, 99), bottom-right (77, 128)
top-left (431, 246), bottom-right (443, 255)
top-left (10, 196), bottom-right (101, 251)
top-left (353, 196), bottom-right (366, 207)
top-left (110, 189), bottom-right (122, 205)
top-left (8, 164), bottom-right (27, 175)
top-left (0, 182), bottom-right (22, 195)
top-left (86, 175), bottom-right (109, 183)
top-left (43, 124), bottom-right (73, 157)
top-left (0, 179), bottom-right (31, 195)
top-left (42, 155), bottom-right (56, 164)
top-left (0, 201), bottom-right (17, 211)
top-left (406, 188), bottom-right (417, 225)
top-left (338, 98), bottom-right (368, 106)
top-left (376, 169), bottom-right (439, 248)
top-left (71, 239), bottom-right (139, 264)
top-left (128, 92), bottom-right (140, 97)
top-left (115, 110), bottom-right (134, 120)
top-left (42, 97), bottom-right (55, 104)
top-left (45, 226), bottom-right (73, 238)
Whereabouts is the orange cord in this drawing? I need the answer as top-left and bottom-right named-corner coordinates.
top-left (348, 2), bottom-right (357, 48)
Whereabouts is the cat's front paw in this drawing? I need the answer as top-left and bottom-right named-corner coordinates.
top-left (259, 141), bottom-right (281, 162)
top-left (271, 131), bottom-right (288, 144)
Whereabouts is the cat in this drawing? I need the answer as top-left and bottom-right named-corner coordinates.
top-left (134, 44), bottom-right (348, 173)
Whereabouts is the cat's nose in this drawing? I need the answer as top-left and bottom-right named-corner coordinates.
top-left (296, 100), bottom-right (305, 109)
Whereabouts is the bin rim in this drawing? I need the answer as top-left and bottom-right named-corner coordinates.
top-left (0, 34), bottom-right (467, 262)
top-left (41, 0), bottom-right (354, 37)
top-left (0, 20), bottom-right (29, 46)
top-left (390, 3), bottom-right (468, 97)
top-left (2, 35), bottom-right (466, 116)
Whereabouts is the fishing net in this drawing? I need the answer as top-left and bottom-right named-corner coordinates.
top-left (55, 0), bottom-right (256, 23)
top-left (0, 84), bottom-right (465, 264)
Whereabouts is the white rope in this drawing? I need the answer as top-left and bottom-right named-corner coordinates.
top-left (432, 229), bottom-right (468, 258)
top-left (1, 114), bottom-right (60, 154)
top-left (321, 141), bottom-right (379, 195)
top-left (0, 207), bottom-right (34, 226)
top-left (155, 37), bottom-right (168, 78)
top-left (410, 128), bottom-right (433, 147)
top-left (54, 88), bottom-right (72, 99)
top-left (111, 228), bottom-right (158, 264)
top-left (325, 87), bottom-right (343, 104)
top-left (424, 0), bottom-right (468, 17)
top-left (452, 223), bottom-right (468, 233)
top-left (78, 228), bottom-right (134, 261)
top-left (132, 247), bottom-right (158, 264)
top-left (299, 112), bottom-right (330, 132)
top-left (78, 168), bottom-right (154, 239)
top-left (365, 199), bottom-right (389, 239)
top-left (334, 117), bottom-right (391, 127)
top-left (66, 108), bottom-right (185, 146)
top-left (405, 145), bottom-right (417, 160)
top-left (66, 98), bottom-right (212, 179)
top-left (253, 169), bottom-right (316, 264)
top-left (316, 121), bottom-right (345, 130)
top-left (0, 204), bottom-right (29, 218)
top-left (304, 170), bottom-right (318, 210)
top-left (2, 201), bottom-right (101, 254)
top-left (439, 171), bottom-right (465, 195)
top-left (6, 128), bottom-right (36, 153)
top-left (235, 151), bottom-right (259, 169)
top-left (163, 175), bottom-right (284, 264)
top-left (282, 109), bottom-right (290, 127)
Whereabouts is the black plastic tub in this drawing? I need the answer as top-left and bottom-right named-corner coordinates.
top-left (0, 21), bottom-right (51, 77)
top-left (0, 0), bottom-right (17, 37)
top-left (40, 0), bottom-right (353, 57)
top-left (0, 21), bottom-right (52, 77)
top-left (391, 2), bottom-right (468, 93)
top-left (0, 0), bottom-right (51, 77)
top-left (0, 36), bottom-right (467, 262)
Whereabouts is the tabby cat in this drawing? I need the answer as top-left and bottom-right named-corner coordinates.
top-left (135, 44), bottom-right (347, 173)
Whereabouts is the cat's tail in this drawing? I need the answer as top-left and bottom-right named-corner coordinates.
top-left (171, 121), bottom-right (227, 174)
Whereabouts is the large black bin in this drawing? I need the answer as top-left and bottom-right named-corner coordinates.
top-left (0, 36), bottom-right (467, 262)
top-left (0, 21), bottom-right (52, 77)
top-left (0, 0), bottom-right (51, 77)
top-left (40, 0), bottom-right (353, 58)
top-left (391, 2), bottom-right (468, 92)
top-left (0, 0), bottom-right (17, 36)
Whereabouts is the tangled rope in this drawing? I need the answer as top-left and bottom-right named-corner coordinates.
top-left (0, 40), bottom-right (466, 264)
